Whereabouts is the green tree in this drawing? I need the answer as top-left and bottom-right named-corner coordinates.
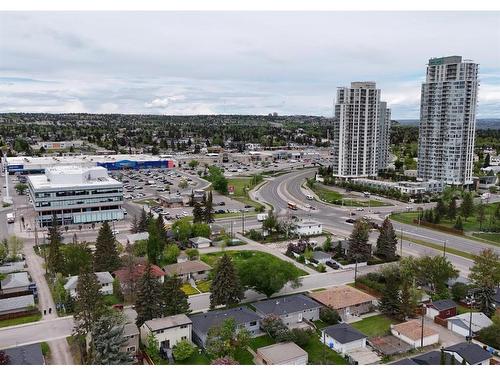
top-left (203, 190), bottom-right (214, 223)
top-left (322, 235), bottom-right (333, 252)
top-left (375, 218), bottom-right (398, 260)
top-left (6, 235), bottom-right (23, 261)
top-left (209, 254), bottom-right (244, 308)
top-left (53, 273), bottom-right (69, 312)
top-left (238, 256), bottom-right (301, 298)
top-left (192, 223), bottom-right (211, 238)
top-left (47, 215), bottom-right (65, 275)
top-left (192, 202), bottom-right (204, 223)
top-left (162, 275), bottom-right (190, 316)
top-left (144, 332), bottom-right (161, 364)
top-left (172, 219), bottom-right (192, 246)
top-left (262, 212), bottom-right (279, 234)
top-left (416, 256), bottom-right (459, 297)
top-left (0, 241), bottom-right (7, 264)
top-left (14, 183), bottom-right (28, 195)
top-left (378, 264), bottom-right (402, 318)
top-left (435, 199), bottom-right (447, 217)
top-left (63, 242), bottom-right (92, 276)
top-left (73, 263), bottom-right (106, 357)
top-left (347, 219), bottom-right (371, 262)
top-left (469, 248), bottom-right (500, 317)
top-left (162, 243), bottom-right (180, 265)
top-left (146, 220), bottom-right (161, 265)
top-left (448, 199), bottom-right (457, 220)
top-left (205, 318), bottom-right (250, 359)
top-left (138, 209), bottom-right (149, 232)
top-left (460, 192), bottom-right (474, 220)
top-left (91, 313), bottom-right (133, 365)
top-left (93, 222), bottom-right (121, 272)
top-left (454, 216), bottom-right (464, 230)
top-left (208, 166), bottom-right (228, 194)
top-left (135, 263), bottom-right (163, 327)
top-left (113, 277), bottom-right (124, 303)
top-left (172, 339), bottom-right (195, 362)
top-left (188, 159), bottom-right (199, 170)
top-left (319, 307), bottom-right (340, 324)
top-left (477, 203), bottom-right (486, 230)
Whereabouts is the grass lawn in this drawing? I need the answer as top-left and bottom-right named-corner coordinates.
top-left (135, 198), bottom-right (159, 206)
top-left (214, 211), bottom-right (257, 219)
top-left (226, 177), bottom-right (265, 210)
top-left (312, 319), bottom-right (330, 330)
top-left (176, 351), bottom-right (211, 365)
top-left (303, 336), bottom-right (349, 364)
top-left (402, 235), bottom-right (474, 260)
top-left (181, 283), bottom-right (200, 295)
top-left (351, 314), bottom-right (395, 337)
top-left (102, 294), bottom-right (122, 306)
top-left (390, 211), bottom-right (420, 225)
top-left (0, 313), bottom-right (41, 328)
top-left (471, 232), bottom-right (500, 246)
top-left (200, 250), bottom-right (308, 277)
top-left (311, 184), bottom-right (389, 207)
top-left (195, 279), bottom-right (211, 293)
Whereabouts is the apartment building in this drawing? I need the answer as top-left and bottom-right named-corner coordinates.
top-left (417, 56), bottom-right (479, 186)
top-left (27, 166), bottom-right (124, 227)
top-left (332, 82), bottom-right (391, 178)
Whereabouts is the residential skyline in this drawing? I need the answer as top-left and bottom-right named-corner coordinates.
top-left (1, 12), bottom-right (499, 118)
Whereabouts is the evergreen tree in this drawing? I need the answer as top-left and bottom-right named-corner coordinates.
top-left (162, 275), bottom-right (190, 316)
top-left (347, 219), bottom-right (371, 262)
top-left (47, 214), bottom-right (64, 275)
top-left (454, 216), bottom-right (464, 230)
top-left (122, 242), bottom-right (137, 302)
top-left (146, 220), bottom-right (161, 265)
top-left (156, 215), bottom-right (167, 246)
top-left (378, 265), bottom-right (402, 318)
top-left (130, 215), bottom-right (139, 234)
top-left (192, 202), bottom-right (204, 224)
top-left (189, 191), bottom-right (195, 207)
top-left (204, 190), bottom-right (214, 223)
top-left (448, 199), bottom-right (457, 220)
top-left (135, 263), bottom-right (163, 327)
top-left (460, 192), bottom-right (474, 220)
top-left (73, 264), bottom-right (106, 339)
top-left (93, 222), bottom-right (121, 272)
top-left (91, 313), bottom-right (133, 365)
top-left (138, 208), bottom-right (149, 232)
top-left (435, 199), bottom-right (447, 218)
top-left (376, 218), bottom-right (397, 260)
top-left (209, 254), bottom-right (244, 308)
top-left (477, 203), bottom-right (486, 230)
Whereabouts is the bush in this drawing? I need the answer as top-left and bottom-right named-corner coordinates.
top-left (261, 314), bottom-right (290, 340)
top-left (451, 282), bottom-right (469, 302)
top-left (186, 248), bottom-right (199, 260)
top-left (172, 339), bottom-right (195, 361)
top-left (289, 328), bottom-right (314, 348)
top-left (319, 307), bottom-right (340, 324)
top-left (317, 263), bottom-right (326, 273)
top-left (247, 229), bottom-right (263, 241)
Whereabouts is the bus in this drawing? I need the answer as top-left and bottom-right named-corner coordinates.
top-left (287, 201), bottom-right (298, 210)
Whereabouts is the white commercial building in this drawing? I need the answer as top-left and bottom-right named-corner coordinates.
top-left (417, 56), bottom-right (479, 186)
top-left (332, 82), bottom-right (391, 178)
top-left (27, 166), bottom-right (124, 227)
top-left (295, 220), bottom-right (322, 236)
top-left (351, 178), bottom-right (444, 195)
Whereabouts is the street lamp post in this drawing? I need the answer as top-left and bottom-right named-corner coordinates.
top-left (466, 295), bottom-right (475, 343)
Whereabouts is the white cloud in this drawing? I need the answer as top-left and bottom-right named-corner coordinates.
top-left (144, 95), bottom-right (184, 109)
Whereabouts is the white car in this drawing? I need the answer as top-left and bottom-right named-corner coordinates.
top-left (356, 207), bottom-right (364, 211)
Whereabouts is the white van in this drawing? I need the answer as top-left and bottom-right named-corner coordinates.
top-left (306, 194), bottom-right (313, 200)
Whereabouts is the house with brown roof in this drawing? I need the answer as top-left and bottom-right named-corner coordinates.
top-left (390, 320), bottom-right (439, 348)
top-left (163, 260), bottom-right (212, 282)
top-left (309, 285), bottom-right (377, 320)
top-left (140, 314), bottom-right (192, 350)
top-left (113, 263), bottom-right (166, 290)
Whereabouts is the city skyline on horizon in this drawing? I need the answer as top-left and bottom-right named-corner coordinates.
top-left (1, 12), bottom-right (499, 118)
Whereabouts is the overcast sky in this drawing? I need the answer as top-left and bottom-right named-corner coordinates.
top-left (1, 12), bottom-right (499, 119)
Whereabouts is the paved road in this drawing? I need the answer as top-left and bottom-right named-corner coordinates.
top-left (256, 169), bottom-right (500, 255)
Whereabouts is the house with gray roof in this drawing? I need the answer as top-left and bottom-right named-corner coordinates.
top-left (252, 294), bottom-right (321, 326)
top-left (310, 251), bottom-right (332, 264)
top-left (0, 261), bottom-right (26, 274)
top-left (64, 271), bottom-right (113, 298)
top-left (0, 272), bottom-right (31, 295)
top-left (0, 294), bottom-right (35, 315)
top-left (189, 237), bottom-right (212, 249)
top-left (121, 322), bottom-right (140, 356)
top-left (3, 343), bottom-right (45, 365)
top-left (190, 306), bottom-right (261, 348)
top-left (322, 323), bottom-right (367, 354)
top-left (444, 342), bottom-right (492, 365)
top-left (447, 312), bottom-right (493, 337)
top-left (426, 299), bottom-right (457, 319)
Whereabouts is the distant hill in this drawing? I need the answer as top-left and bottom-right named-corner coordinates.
top-left (395, 119), bottom-right (500, 129)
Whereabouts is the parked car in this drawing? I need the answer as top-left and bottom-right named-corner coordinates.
top-left (218, 202), bottom-right (226, 206)
top-left (345, 218), bottom-right (356, 224)
top-left (326, 261), bottom-right (340, 270)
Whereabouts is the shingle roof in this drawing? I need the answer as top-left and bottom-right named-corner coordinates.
top-left (310, 285), bottom-right (376, 310)
top-left (144, 314), bottom-right (192, 332)
top-left (190, 306), bottom-right (260, 336)
top-left (189, 237), bottom-right (211, 244)
top-left (163, 260), bottom-right (211, 276)
top-left (123, 322), bottom-right (140, 337)
top-left (312, 251), bottom-right (332, 261)
top-left (64, 271), bottom-right (113, 291)
top-left (411, 350), bottom-right (453, 365)
top-left (323, 323), bottom-right (367, 344)
top-left (428, 299), bottom-right (457, 311)
top-left (444, 342), bottom-right (492, 364)
top-left (0, 261), bottom-right (26, 274)
top-left (0, 294), bottom-right (35, 313)
top-left (447, 312), bottom-right (493, 333)
top-left (257, 342), bottom-right (308, 364)
top-left (391, 320), bottom-right (438, 341)
top-left (0, 272), bottom-right (30, 290)
top-left (390, 358), bottom-right (418, 365)
top-left (3, 343), bottom-right (45, 365)
top-left (114, 263), bottom-right (166, 283)
top-left (252, 294), bottom-right (321, 316)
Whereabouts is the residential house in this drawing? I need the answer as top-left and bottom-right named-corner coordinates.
top-left (390, 320), bottom-right (439, 348)
top-left (121, 322), bottom-right (140, 356)
top-left (443, 342), bottom-right (492, 365)
top-left (189, 237), bottom-right (212, 249)
top-left (3, 343), bottom-right (45, 365)
top-left (294, 220), bottom-right (322, 236)
top-left (425, 299), bottom-right (457, 319)
top-left (310, 285), bottom-right (377, 320)
top-left (310, 251), bottom-right (332, 265)
top-left (0, 272), bottom-right (31, 295)
top-left (254, 342), bottom-right (308, 365)
top-left (64, 271), bottom-right (114, 298)
top-left (252, 294), bottom-right (321, 327)
top-left (140, 314), bottom-right (192, 350)
top-left (0, 294), bottom-right (35, 315)
top-left (163, 260), bottom-right (212, 282)
top-left (391, 350), bottom-right (454, 365)
top-left (447, 312), bottom-right (493, 337)
top-left (0, 261), bottom-right (26, 274)
top-left (190, 306), bottom-right (261, 348)
top-left (113, 263), bottom-right (166, 290)
top-left (321, 323), bottom-right (367, 355)
top-left (125, 232), bottom-right (149, 245)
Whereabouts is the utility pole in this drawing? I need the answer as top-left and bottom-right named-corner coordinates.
top-left (466, 295), bottom-right (475, 343)
top-left (443, 240), bottom-right (447, 257)
top-left (241, 211), bottom-right (245, 234)
top-left (400, 228), bottom-right (403, 257)
top-left (420, 309), bottom-right (425, 349)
